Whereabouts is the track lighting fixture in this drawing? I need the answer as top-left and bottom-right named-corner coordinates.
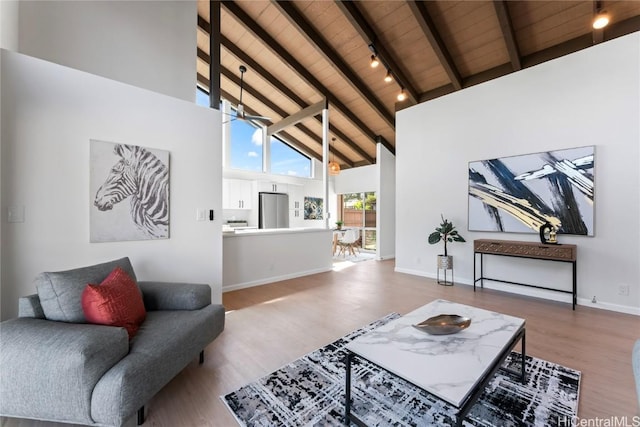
top-left (397, 88), bottom-right (407, 102)
top-left (593, 1), bottom-right (610, 29)
top-left (593, 10), bottom-right (609, 29)
top-left (368, 43), bottom-right (408, 103)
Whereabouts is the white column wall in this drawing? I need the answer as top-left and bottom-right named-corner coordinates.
top-left (377, 144), bottom-right (396, 260)
top-left (1, 50), bottom-right (222, 319)
top-left (17, 0), bottom-right (196, 102)
top-left (396, 33), bottom-right (640, 314)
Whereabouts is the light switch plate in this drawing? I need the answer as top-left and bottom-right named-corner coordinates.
top-left (196, 209), bottom-right (206, 221)
top-left (8, 206), bottom-right (25, 223)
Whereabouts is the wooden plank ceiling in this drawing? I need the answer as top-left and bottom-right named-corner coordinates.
top-left (196, 1), bottom-right (640, 169)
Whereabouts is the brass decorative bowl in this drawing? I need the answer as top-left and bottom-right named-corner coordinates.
top-left (413, 314), bottom-right (471, 335)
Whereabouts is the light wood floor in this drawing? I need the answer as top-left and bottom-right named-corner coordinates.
top-left (3, 259), bottom-right (639, 426)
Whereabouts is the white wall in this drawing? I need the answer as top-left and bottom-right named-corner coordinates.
top-left (377, 144), bottom-right (396, 260)
top-left (1, 50), bottom-right (222, 319)
top-left (396, 33), bottom-right (640, 315)
top-left (334, 164), bottom-right (377, 194)
top-left (17, 1), bottom-right (196, 102)
top-left (223, 230), bottom-right (332, 291)
top-left (0, 1), bottom-right (19, 51)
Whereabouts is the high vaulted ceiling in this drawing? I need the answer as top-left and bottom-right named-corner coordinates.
top-left (196, 1), bottom-right (640, 170)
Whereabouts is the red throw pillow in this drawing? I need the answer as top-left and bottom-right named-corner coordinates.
top-left (82, 267), bottom-right (146, 339)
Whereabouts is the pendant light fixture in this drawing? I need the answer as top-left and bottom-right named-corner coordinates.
top-left (328, 137), bottom-right (340, 176)
top-left (384, 69), bottom-right (393, 83)
top-left (370, 55), bottom-right (380, 68)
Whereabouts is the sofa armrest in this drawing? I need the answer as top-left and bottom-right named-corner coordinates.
top-left (0, 318), bottom-right (129, 424)
top-left (138, 281), bottom-right (211, 311)
top-left (18, 294), bottom-right (45, 318)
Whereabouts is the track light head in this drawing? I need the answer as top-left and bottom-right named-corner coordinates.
top-left (370, 55), bottom-right (380, 68)
top-left (397, 88), bottom-right (407, 102)
top-left (593, 10), bottom-right (609, 29)
top-left (384, 69), bottom-right (393, 83)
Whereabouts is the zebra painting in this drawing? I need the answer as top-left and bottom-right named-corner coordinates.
top-left (90, 140), bottom-right (169, 242)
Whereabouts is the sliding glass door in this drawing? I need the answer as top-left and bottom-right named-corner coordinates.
top-left (340, 192), bottom-right (376, 252)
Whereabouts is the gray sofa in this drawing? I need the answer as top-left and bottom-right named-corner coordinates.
top-left (0, 257), bottom-right (225, 426)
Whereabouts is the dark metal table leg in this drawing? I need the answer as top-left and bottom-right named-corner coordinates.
top-left (521, 330), bottom-right (527, 384)
top-left (473, 252), bottom-right (476, 292)
top-left (572, 261), bottom-right (577, 310)
top-left (345, 351), bottom-right (353, 425)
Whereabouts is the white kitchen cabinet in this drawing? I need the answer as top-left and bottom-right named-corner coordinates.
top-left (288, 184), bottom-right (304, 210)
top-left (258, 181), bottom-right (287, 193)
top-left (289, 208), bottom-right (305, 228)
top-left (287, 184), bottom-right (304, 227)
top-left (223, 178), bottom-right (254, 210)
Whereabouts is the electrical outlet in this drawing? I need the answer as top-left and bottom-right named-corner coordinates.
top-left (592, 296), bottom-right (597, 303)
top-left (618, 284), bottom-right (630, 296)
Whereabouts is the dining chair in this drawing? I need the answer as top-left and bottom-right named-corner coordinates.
top-left (338, 229), bottom-right (359, 257)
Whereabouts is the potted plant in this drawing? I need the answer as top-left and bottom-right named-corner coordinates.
top-left (428, 214), bottom-right (466, 285)
top-left (335, 220), bottom-right (343, 230)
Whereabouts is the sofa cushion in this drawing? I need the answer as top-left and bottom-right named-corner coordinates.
top-left (35, 257), bottom-right (137, 323)
top-left (82, 267), bottom-right (146, 339)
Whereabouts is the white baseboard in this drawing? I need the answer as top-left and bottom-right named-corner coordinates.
top-left (222, 267), bottom-right (332, 293)
top-left (394, 267), bottom-right (640, 316)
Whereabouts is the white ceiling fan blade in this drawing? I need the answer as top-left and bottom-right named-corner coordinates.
top-left (243, 114), bottom-right (272, 122)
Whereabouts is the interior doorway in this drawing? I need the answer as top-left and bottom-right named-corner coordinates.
top-left (338, 192), bottom-right (376, 252)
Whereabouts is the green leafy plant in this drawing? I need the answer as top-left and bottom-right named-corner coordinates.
top-left (428, 214), bottom-right (466, 256)
top-left (335, 220), bottom-right (344, 229)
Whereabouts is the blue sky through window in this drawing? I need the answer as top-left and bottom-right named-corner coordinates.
top-left (197, 88), bottom-right (311, 177)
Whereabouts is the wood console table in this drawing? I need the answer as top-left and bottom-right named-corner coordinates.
top-left (473, 239), bottom-right (577, 310)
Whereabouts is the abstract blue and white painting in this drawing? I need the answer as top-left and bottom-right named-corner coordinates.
top-left (468, 146), bottom-right (594, 235)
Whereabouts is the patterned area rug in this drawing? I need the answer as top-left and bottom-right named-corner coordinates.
top-left (222, 313), bottom-right (581, 427)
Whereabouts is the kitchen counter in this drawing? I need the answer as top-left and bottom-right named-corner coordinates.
top-left (223, 227), bottom-right (328, 237)
top-left (223, 228), bottom-right (332, 291)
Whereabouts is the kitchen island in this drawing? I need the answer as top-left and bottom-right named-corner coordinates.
top-left (223, 228), bottom-right (333, 291)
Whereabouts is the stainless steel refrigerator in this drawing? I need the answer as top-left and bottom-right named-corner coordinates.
top-left (258, 192), bottom-right (289, 229)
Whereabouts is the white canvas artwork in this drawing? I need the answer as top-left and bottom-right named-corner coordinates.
top-left (90, 140), bottom-right (170, 242)
top-left (468, 146), bottom-right (594, 236)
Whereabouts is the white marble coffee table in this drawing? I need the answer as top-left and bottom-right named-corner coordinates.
top-left (344, 299), bottom-right (526, 426)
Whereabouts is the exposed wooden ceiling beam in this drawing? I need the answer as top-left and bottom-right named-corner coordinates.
top-left (335, 0), bottom-right (419, 105)
top-left (493, 1), bottom-right (522, 71)
top-left (221, 1), bottom-right (383, 158)
top-left (267, 101), bottom-right (326, 136)
top-left (406, 0), bottom-right (463, 90)
top-left (272, 0), bottom-right (395, 130)
top-left (208, 1), bottom-right (221, 109)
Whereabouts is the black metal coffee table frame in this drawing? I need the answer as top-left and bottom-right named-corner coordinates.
top-left (344, 327), bottom-right (526, 427)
